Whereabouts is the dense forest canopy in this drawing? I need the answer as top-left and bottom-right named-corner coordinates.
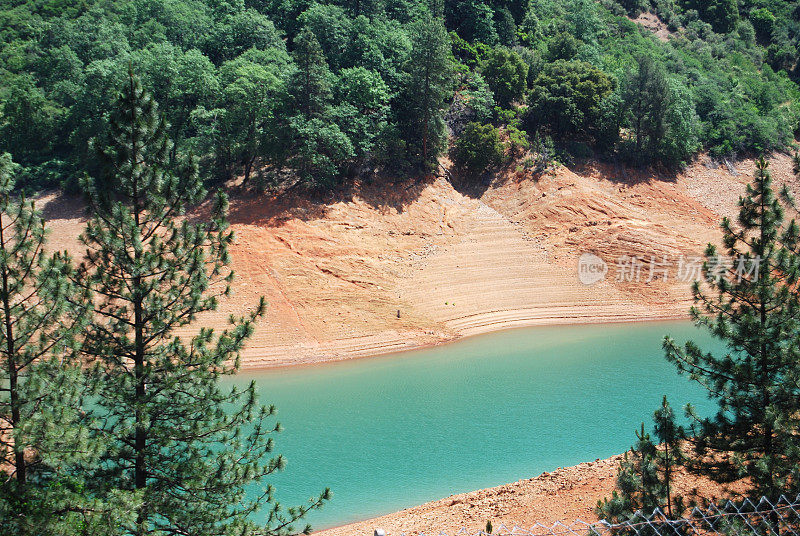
top-left (1, 0), bottom-right (800, 190)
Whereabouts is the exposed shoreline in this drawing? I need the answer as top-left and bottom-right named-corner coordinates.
top-left (43, 154), bottom-right (792, 374)
top-left (312, 450), bottom-right (736, 536)
top-left (236, 312), bottom-right (691, 372)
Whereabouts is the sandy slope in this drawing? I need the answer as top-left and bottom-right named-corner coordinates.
top-left (37, 154), bottom-right (796, 369)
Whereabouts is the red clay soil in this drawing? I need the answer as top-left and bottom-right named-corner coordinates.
top-left (38, 153), bottom-right (795, 369)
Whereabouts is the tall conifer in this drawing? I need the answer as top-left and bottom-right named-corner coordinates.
top-left (80, 70), bottom-right (328, 536)
top-left (664, 158), bottom-right (800, 497)
top-left (0, 153), bottom-right (124, 535)
top-left (397, 13), bottom-right (452, 169)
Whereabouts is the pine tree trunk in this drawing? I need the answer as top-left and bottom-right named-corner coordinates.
top-left (0, 212), bottom-right (24, 486)
top-left (129, 72), bottom-right (149, 535)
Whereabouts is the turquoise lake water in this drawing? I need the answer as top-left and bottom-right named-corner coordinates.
top-left (225, 321), bottom-right (723, 530)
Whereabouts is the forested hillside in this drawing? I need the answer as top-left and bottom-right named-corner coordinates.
top-left (1, 0), bottom-right (799, 190)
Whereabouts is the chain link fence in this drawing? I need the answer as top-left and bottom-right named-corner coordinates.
top-left (379, 495), bottom-right (800, 536)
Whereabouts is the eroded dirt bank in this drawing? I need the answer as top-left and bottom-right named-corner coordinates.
top-left (39, 154), bottom-right (796, 369)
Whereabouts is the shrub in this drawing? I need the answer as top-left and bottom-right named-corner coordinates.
top-left (451, 122), bottom-right (505, 174)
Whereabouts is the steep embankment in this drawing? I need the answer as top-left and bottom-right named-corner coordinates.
top-left (38, 154), bottom-right (796, 369)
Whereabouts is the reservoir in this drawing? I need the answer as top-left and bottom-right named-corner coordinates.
top-left (227, 321), bottom-right (721, 530)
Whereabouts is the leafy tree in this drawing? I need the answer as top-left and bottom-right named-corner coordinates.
top-left (446, 0), bottom-right (498, 44)
top-left (481, 47), bottom-right (528, 108)
top-left (451, 122), bottom-right (504, 174)
top-left (526, 60), bottom-right (614, 142)
top-left (682, 0), bottom-right (739, 33)
top-left (566, 0), bottom-right (601, 42)
top-left (495, 7), bottom-right (517, 46)
top-left (0, 75), bottom-right (59, 167)
top-left (464, 72), bottom-right (495, 123)
top-left (298, 3), bottom-right (353, 70)
top-left (506, 122), bottom-right (530, 157)
top-left (0, 152), bottom-right (128, 535)
top-left (79, 71), bottom-right (329, 536)
top-left (657, 80), bottom-right (699, 166)
top-left (615, 0), bottom-right (649, 16)
top-left (205, 8), bottom-right (283, 63)
top-left (545, 32), bottom-right (579, 62)
top-left (597, 397), bottom-right (686, 523)
top-left (218, 47), bottom-right (292, 185)
top-left (396, 14), bottom-right (453, 169)
top-left (664, 159), bottom-right (800, 498)
top-left (750, 8), bottom-right (776, 41)
top-left (290, 116), bottom-right (355, 185)
top-left (290, 28), bottom-right (333, 121)
top-left (344, 16), bottom-right (411, 93)
top-left (332, 67), bottom-right (390, 164)
top-left (134, 44), bottom-right (220, 165)
top-left (288, 28), bottom-right (354, 184)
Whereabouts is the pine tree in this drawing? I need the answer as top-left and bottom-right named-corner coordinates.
top-left (79, 70), bottom-right (328, 536)
top-left (290, 28), bottom-right (332, 122)
top-left (622, 55), bottom-right (669, 162)
top-left (664, 158), bottom-right (800, 498)
top-left (397, 13), bottom-right (453, 170)
top-left (597, 397), bottom-right (685, 524)
top-left (288, 29), bottom-right (354, 186)
top-left (0, 153), bottom-right (127, 535)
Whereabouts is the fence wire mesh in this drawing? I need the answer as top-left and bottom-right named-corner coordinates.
top-left (386, 495), bottom-right (800, 536)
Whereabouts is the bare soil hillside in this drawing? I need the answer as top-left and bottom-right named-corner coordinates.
top-left (37, 153), bottom-right (797, 369)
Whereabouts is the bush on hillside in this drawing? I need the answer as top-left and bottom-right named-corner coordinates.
top-left (451, 122), bottom-right (505, 175)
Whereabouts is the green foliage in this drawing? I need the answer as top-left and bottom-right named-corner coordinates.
top-left (545, 32), bottom-right (579, 62)
top-left (451, 122), bottom-right (504, 174)
top-left (463, 72), bottom-right (496, 123)
top-left (619, 55), bottom-right (699, 166)
top-left (79, 71), bottom-right (328, 535)
top-left (597, 397), bottom-right (686, 523)
top-left (506, 122), bottom-right (530, 157)
top-left (0, 152), bottom-right (131, 535)
top-left (526, 60), bottom-right (614, 142)
top-left (529, 131), bottom-right (556, 171)
top-left (750, 8), bottom-right (776, 41)
top-left (333, 67), bottom-right (391, 162)
top-left (214, 47), bottom-right (291, 183)
top-left (0, 0), bottom-right (798, 186)
top-left (682, 0), bottom-right (739, 33)
top-left (481, 47), bottom-right (528, 107)
top-left (396, 14), bottom-right (453, 170)
top-left (291, 115), bottom-right (355, 185)
top-left (664, 159), bottom-right (800, 498)
top-left (446, 0), bottom-right (498, 45)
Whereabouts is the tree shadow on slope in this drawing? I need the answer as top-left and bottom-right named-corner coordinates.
top-left (569, 157), bottom-right (683, 186)
top-left (224, 170), bottom-right (435, 227)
